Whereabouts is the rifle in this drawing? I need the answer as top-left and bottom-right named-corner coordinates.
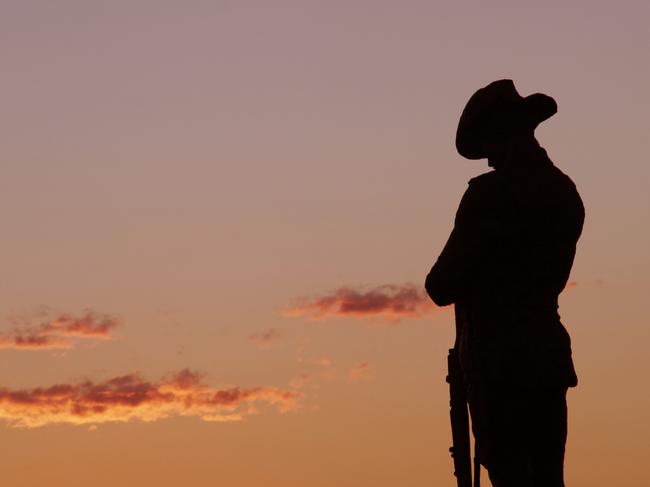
top-left (446, 304), bottom-right (480, 487)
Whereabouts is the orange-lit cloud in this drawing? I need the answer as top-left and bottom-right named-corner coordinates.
top-left (42, 311), bottom-right (119, 337)
top-left (0, 369), bottom-right (300, 428)
top-left (292, 352), bottom-right (338, 386)
top-left (347, 362), bottom-right (371, 382)
top-left (0, 310), bottom-right (119, 350)
top-left (248, 328), bottom-right (284, 349)
top-left (0, 334), bottom-right (72, 350)
top-left (289, 373), bottom-right (311, 389)
top-left (564, 278), bottom-right (605, 290)
top-left (285, 284), bottom-right (436, 322)
top-left (311, 356), bottom-right (337, 381)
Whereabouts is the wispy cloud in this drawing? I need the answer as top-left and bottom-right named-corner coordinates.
top-left (42, 312), bottom-right (118, 337)
top-left (0, 334), bottom-right (72, 350)
top-left (311, 356), bottom-right (336, 381)
top-left (284, 284), bottom-right (436, 322)
top-left (0, 310), bottom-right (120, 350)
top-left (289, 373), bottom-right (311, 389)
top-left (347, 362), bottom-right (371, 382)
top-left (248, 328), bottom-right (284, 349)
top-left (0, 369), bottom-right (300, 428)
top-left (564, 278), bottom-right (605, 290)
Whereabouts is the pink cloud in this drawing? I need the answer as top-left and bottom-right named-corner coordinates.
top-left (248, 328), bottom-right (284, 349)
top-left (0, 334), bottom-right (72, 350)
top-left (0, 310), bottom-right (120, 351)
top-left (564, 278), bottom-right (605, 290)
top-left (312, 356), bottom-right (336, 381)
top-left (347, 362), bottom-right (371, 382)
top-left (42, 311), bottom-right (119, 338)
top-left (0, 369), bottom-right (300, 428)
top-left (285, 284), bottom-right (437, 322)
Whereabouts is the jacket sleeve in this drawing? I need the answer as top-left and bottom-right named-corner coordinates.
top-left (425, 180), bottom-right (485, 306)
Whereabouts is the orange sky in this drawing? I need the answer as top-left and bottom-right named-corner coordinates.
top-left (1, 2), bottom-right (649, 486)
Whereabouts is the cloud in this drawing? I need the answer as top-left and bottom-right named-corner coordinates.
top-left (0, 334), bottom-right (72, 350)
top-left (0, 369), bottom-right (300, 429)
top-left (564, 278), bottom-right (605, 290)
top-left (0, 310), bottom-right (119, 350)
top-left (248, 328), bottom-right (284, 349)
top-left (284, 284), bottom-right (436, 322)
top-left (347, 362), bottom-right (371, 382)
top-left (42, 312), bottom-right (119, 337)
top-left (290, 353), bottom-right (338, 387)
top-left (289, 373), bottom-right (311, 389)
top-left (312, 356), bottom-right (336, 381)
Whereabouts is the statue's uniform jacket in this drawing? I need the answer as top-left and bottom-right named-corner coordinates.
top-left (425, 147), bottom-right (584, 389)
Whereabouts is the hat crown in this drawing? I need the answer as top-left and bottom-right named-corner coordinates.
top-left (455, 79), bottom-right (557, 160)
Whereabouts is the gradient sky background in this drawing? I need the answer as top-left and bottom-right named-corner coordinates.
top-left (1, 1), bottom-right (649, 486)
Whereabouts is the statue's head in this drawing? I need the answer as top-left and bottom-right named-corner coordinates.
top-left (456, 79), bottom-right (557, 167)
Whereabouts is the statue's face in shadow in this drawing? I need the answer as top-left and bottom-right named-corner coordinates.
top-left (482, 111), bottom-right (533, 170)
top-left (482, 115), bottom-right (513, 169)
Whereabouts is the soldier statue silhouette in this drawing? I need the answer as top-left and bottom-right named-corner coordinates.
top-left (426, 80), bottom-right (584, 487)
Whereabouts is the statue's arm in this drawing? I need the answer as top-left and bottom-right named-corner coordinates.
top-left (425, 228), bottom-right (469, 306)
top-left (425, 183), bottom-right (484, 307)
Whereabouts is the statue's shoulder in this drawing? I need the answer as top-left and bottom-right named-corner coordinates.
top-left (465, 170), bottom-right (502, 198)
top-left (456, 170), bottom-right (501, 217)
top-left (468, 169), bottom-right (499, 186)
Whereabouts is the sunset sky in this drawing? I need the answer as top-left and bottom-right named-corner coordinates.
top-left (1, 2), bottom-right (649, 486)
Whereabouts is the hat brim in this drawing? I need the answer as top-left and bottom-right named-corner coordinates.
top-left (455, 80), bottom-right (557, 160)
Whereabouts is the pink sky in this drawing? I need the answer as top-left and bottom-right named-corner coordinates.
top-left (1, 1), bottom-right (649, 485)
